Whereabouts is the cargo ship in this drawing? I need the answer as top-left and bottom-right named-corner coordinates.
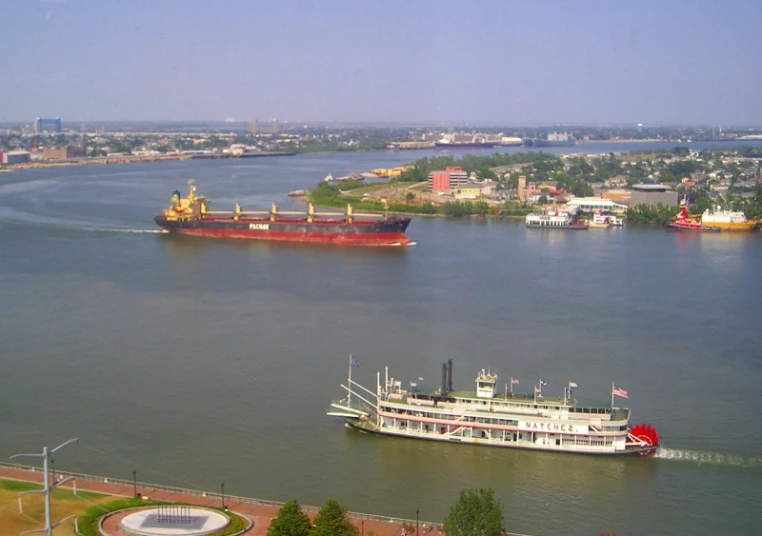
top-left (328, 359), bottom-right (660, 456)
top-left (154, 181), bottom-right (413, 246)
top-left (701, 206), bottom-right (758, 231)
top-left (523, 132), bottom-right (576, 147)
top-left (434, 140), bottom-right (498, 150)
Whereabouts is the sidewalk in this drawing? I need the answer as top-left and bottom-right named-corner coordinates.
top-left (0, 463), bottom-right (439, 536)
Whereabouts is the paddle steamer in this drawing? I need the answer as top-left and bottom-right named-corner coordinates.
top-left (328, 359), bottom-right (659, 456)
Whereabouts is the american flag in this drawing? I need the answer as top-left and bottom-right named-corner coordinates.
top-left (613, 387), bottom-right (628, 399)
top-left (418, 377), bottom-right (424, 381)
top-left (410, 381), bottom-right (418, 388)
top-left (511, 378), bottom-right (520, 385)
top-left (568, 381), bottom-right (578, 388)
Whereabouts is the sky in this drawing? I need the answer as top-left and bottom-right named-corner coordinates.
top-left (1, 0), bottom-right (761, 126)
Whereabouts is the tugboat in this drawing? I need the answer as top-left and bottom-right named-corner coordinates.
top-left (665, 205), bottom-right (720, 232)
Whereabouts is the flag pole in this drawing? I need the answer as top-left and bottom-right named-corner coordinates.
top-left (510, 377), bottom-right (513, 395)
top-left (611, 381), bottom-right (615, 410)
top-left (348, 354), bottom-right (353, 406)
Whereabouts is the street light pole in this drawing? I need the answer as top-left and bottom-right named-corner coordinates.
top-left (221, 481), bottom-right (225, 510)
top-left (416, 507), bottom-right (419, 536)
top-left (11, 438), bottom-right (79, 536)
top-left (132, 470), bottom-right (137, 497)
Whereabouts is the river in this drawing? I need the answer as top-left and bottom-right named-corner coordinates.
top-left (1, 141), bottom-right (761, 536)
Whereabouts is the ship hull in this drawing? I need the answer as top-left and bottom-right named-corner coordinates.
top-left (665, 223), bottom-right (720, 233)
top-left (155, 216), bottom-right (413, 246)
top-left (526, 223), bottom-right (588, 230)
top-left (434, 142), bottom-right (498, 150)
top-left (345, 419), bottom-right (658, 456)
top-left (523, 138), bottom-right (576, 147)
top-left (701, 221), bottom-right (757, 231)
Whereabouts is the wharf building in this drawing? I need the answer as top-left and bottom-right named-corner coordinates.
top-left (1, 150), bottom-right (31, 165)
top-left (565, 197), bottom-right (628, 214)
top-left (630, 183), bottom-right (678, 207)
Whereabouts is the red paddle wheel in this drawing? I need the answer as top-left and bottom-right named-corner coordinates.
top-left (628, 423), bottom-right (660, 455)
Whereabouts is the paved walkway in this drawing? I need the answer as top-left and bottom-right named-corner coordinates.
top-left (0, 464), bottom-right (444, 536)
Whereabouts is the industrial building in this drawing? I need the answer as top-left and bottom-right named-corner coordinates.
top-left (630, 183), bottom-right (678, 207)
top-left (43, 147), bottom-right (86, 160)
top-left (2, 150), bottom-right (31, 165)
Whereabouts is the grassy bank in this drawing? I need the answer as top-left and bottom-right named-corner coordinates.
top-left (0, 479), bottom-right (111, 536)
top-left (308, 181), bottom-right (531, 218)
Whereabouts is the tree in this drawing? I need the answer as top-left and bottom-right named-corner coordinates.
top-left (310, 498), bottom-right (358, 536)
top-left (268, 500), bottom-right (311, 536)
top-left (443, 488), bottom-right (504, 536)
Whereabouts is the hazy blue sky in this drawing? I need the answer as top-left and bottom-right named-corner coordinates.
top-left (2, 0), bottom-right (761, 125)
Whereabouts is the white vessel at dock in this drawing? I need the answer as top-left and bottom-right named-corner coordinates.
top-left (525, 210), bottom-right (588, 229)
top-left (328, 359), bottom-right (659, 456)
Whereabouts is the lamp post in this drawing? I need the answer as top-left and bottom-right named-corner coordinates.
top-left (132, 470), bottom-right (137, 497)
top-left (221, 481), bottom-right (225, 510)
top-left (416, 507), bottom-right (419, 536)
top-left (361, 520), bottom-right (364, 536)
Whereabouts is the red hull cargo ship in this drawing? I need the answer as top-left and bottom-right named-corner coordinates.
top-left (155, 181), bottom-right (413, 246)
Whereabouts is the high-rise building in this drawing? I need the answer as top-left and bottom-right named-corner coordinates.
top-left (34, 117), bottom-right (62, 134)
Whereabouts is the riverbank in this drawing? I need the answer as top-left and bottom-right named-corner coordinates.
top-left (0, 463), bottom-right (534, 536)
top-left (0, 151), bottom-right (296, 172)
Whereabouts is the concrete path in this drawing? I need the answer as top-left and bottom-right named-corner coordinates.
top-left (0, 464), bottom-right (445, 536)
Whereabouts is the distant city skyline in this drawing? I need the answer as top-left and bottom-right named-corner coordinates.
top-left (1, 0), bottom-right (761, 125)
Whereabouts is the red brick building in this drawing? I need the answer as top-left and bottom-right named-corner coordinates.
top-left (427, 166), bottom-right (470, 193)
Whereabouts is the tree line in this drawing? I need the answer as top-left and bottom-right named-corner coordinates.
top-left (266, 488), bottom-right (505, 536)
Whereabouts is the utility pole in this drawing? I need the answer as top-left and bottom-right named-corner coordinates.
top-left (11, 438), bottom-right (79, 536)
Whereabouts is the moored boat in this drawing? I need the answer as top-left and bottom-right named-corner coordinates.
top-left (588, 212), bottom-right (613, 229)
top-left (154, 180), bottom-right (413, 246)
top-left (666, 205), bottom-right (719, 232)
top-left (701, 206), bottom-right (758, 232)
top-left (526, 209), bottom-right (588, 229)
top-left (328, 359), bottom-right (660, 456)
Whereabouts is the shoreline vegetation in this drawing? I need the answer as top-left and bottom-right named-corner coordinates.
top-left (0, 151), bottom-right (296, 171)
top-left (307, 146), bottom-right (762, 223)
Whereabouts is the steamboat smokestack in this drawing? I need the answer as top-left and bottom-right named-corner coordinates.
top-left (447, 358), bottom-right (453, 393)
top-left (441, 362), bottom-right (448, 395)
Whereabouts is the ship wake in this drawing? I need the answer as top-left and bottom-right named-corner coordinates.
top-left (655, 447), bottom-right (762, 468)
top-left (80, 227), bottom-right (167, 234)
